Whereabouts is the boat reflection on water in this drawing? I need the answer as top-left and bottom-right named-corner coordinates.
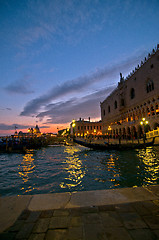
top-left (18, 150), bottom-right (35, 193)
top-left (60, 146), bottom-right (86, 190)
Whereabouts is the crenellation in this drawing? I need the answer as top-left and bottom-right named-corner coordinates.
top-left (101, 44), bottom-right (159, 138)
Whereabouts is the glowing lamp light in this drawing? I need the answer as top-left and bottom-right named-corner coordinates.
top-left (72, 119), bottom-right (76, 128)
top-left (108, 126), bottom-right (112, 131)
top-left (140, 118), bottom-right (149, 126)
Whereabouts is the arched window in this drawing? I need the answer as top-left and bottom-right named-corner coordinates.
top-left (130, 88), bottom-right (135, 99)
top-left (121, 99), bottom-right (125, 106)
top-left (114, 100), bottom-right (117, 109)
top-left (146, 80), bottom-right (154, 93)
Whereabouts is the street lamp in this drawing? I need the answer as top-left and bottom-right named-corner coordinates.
top-left (72, 120), bottom-right (76, 138)
top-left (140, 118), bottom-right (149, 143)
top-left (108, 126), bottom-right (112, 143)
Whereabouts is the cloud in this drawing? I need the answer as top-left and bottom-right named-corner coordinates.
top-left (36, 84), bottom-right (116, 124)
top-left (0, 107), bottom-right (12, 111)
top-left (20, 51), bottom-right (145, 117)
top-left (0, 123), bottom-right (50, 130)
top-left (4, 75), bottom-right (34, 95)
top-left (0, 123), bottom-right (33, 131)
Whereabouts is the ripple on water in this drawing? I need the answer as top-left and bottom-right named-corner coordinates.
top-left (0, 145), bottom-right (159, 196)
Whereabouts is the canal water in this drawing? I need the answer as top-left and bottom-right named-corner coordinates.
top-left (0, 145), bottom-right (159, 196)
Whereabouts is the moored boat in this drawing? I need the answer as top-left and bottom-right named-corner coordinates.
top-left (73, 138), bottom-right (155, 150)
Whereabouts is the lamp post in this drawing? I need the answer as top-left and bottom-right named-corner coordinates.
top-left (108, 126), bottom-right (112, 143)
top-left (72, 120), bottom-right (76, 138)
top-left (140, 118), bottom-right (149, 143)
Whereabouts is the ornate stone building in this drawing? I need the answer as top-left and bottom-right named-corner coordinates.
top-left (101, 45), bottom-right (159, 139)
top-left (70, 118), bottom-right (102, 137)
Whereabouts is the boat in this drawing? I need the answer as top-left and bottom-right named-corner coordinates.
top-left (73, 138), bottom-right (155, 150)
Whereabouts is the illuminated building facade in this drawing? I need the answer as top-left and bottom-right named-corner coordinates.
top-left (70, 118), bottom-right (102, 137)
top-left (101, 45), bottom-right (159, 138)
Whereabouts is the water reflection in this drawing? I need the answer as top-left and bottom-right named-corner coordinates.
top-left (60, 146), bottom-right (85, 190)
top-left (18, 150), bottom-right (35, 192)
top-left (136, 147), bottom-right (159, 185)
top-left (106, 154), bottom-right (120, 186)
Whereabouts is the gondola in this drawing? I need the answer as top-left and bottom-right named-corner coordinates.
top-left (73, 138), bottom-right (155, 150)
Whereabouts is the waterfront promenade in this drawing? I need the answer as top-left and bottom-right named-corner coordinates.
top-left (1, 185), bottom-right (159, 239)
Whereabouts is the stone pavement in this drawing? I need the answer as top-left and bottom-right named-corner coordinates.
top-left (1, 185), bottom-right (159, 239)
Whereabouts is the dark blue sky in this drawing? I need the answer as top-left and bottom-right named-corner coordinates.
top-left (0, 0), bottom-right (159, 135)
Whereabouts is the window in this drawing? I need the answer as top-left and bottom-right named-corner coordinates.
top-left (151, 64), bottom-right (154, 69)
top-left (114, 100), bottom-right (117, 109)
top-left (108, 105), bottom-right (110, 113)
top-left (103, 109), bottom-right (105, 116)
top-left (87, 126), bottom-right (89, 130)
top-left (130, 88), bottom-right (135, 99)
top-left (146, 80), bottom-right (154, 93)
top-left (121, 99), bottom-right (125, 106)
top-left (156, 104), bottom-right (159, 115)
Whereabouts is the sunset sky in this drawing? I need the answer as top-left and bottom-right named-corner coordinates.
top-left (0, 0), bottom-right (159, 135)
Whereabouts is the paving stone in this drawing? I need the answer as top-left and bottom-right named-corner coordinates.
top-left (69, 216), bottom-right (83, 227)
top-left (129, 229), bottom-right (157, 240)
top-left (143, 214), bottom-right (159, 229)
top-left (0, 232), bottom-right (16, 240)
top-left (83, 223), bottom-right (108, 240)
top-left (49, 216), bottom-right (69, 229)
top-left (70, 208), bottom-right (83, 216)
top-left (15, 222), bottom-right (35, 239)
top-left (98, 205), bottom-right (115, 212)
top-left (18, 209), bottom-right (30, 220)
top-left (83, 213), bottom-right (102, 224)
top-left (68, 226), bottom-right (83, 240)
top-left (119, 212), bottom-right (148, 229)
top-left (81, 206), bottom-right (99, 213)
top-left (8, 220), bottom-right (25, 232)
top-left (53, 209), bottom-right (70, 216)
top-left (32, 218), bottom-right (50, 233)
top-left (104, 227), bottom-right (132, 240)
top-left (153, 229), bottom-right (159, 238)
top-left (142, 201), bottom-right (159, 213)
top-left (28, 233), bottom-right (45, 240)
top-left (26, 211), bottom-right (41, 223)
top-left (100, 211), bottom-right (123, 227)
top-left (114, 203), bottom-right (135, 212)
top-left (40, 210), bottom-right (54, 218)
top-left (45, 229), bottom-right (68, 240)
top-left (132, 202), bottom-right (151, 216)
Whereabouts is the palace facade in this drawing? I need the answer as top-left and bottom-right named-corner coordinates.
top-left (101, 45), bottom-right (159, 138)
top-left (70, 118), bottom-right (102, 137)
